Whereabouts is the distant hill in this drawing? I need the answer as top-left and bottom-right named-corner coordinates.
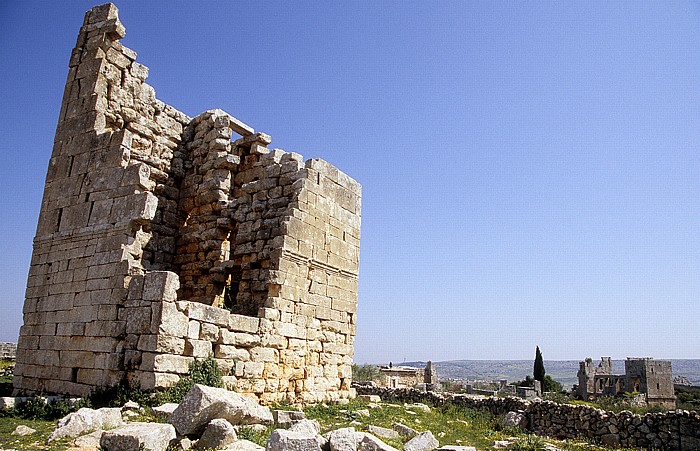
top-left (398, 359), bottom-right (700, 389)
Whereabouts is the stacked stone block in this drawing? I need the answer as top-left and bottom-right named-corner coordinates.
top-left (15, 3), bottom-right (361, 404)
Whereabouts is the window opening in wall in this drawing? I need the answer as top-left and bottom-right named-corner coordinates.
top-left (71, 367), bottom-right (78, 383)
top-left (223, 275), bottom-right (240, 312)
top-left (55, 208), bottom-right (63, 232)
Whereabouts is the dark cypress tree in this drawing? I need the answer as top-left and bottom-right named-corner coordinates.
top-left (534, 346), bottom-right (545, 383)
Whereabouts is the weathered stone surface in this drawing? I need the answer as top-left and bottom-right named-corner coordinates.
top-left (73, 430), bottom-right (104, 448)
top-left (502, 410), bottom-right (526, 429)
top-left (12, 424), bottom-right (36, 436)
top-left (224, 439), bottom-right (265, 450)
top-left (266, 429), bottom-right (322, 451)
top-left (16, 2), bottom-right (361, 409)
top-left (152, 402), bottom-right (179, 417)
top-left (367, 425), bottom-right (399, 440)
top-left (196, 418), bottom-right (238, 450)
top-left (169, 384), bottom-right (273, 436)
top-left (359, 395), bottom-right (381, 403)
top-left (326, 427), bottom-right (360, 451)
top-left (392, 423), bottom-right (418, 439)
top-left (100, 422), bottom-right (176, 451)
top-left (272, 409), bottom-right (305, 428)
top-left (356, 433), bottom-right (399, 451)
top-left (0, 397), bottom-right (16, 410)
top-left (403, 431), bottom-right (439, 451)
top-left (47, 407), bottom-right (123, 443)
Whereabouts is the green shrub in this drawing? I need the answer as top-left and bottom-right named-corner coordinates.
top-left (352, 364), bottom-right (381, 382)
top-left (157, 355), bottom-right (224, 404)
top-left (510, 434), bottom-right (548, 451)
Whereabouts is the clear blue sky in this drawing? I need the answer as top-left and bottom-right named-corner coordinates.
top-left (1, 1), bottom-right (698, 363)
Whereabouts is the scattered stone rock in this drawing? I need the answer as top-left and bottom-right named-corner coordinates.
top-left (73, 430), bottom-right (104, 448)
top-left (405, 403), bottom-right (431, 413)
top-left (122, 401), bottom-right (140, 411)
top-left (152, 403), bottom-right (179, 417)
top-left (100, 422), bottom-right (176, 451)
top-left (356, 409), bottom-right (370, 417)
top-left (196, 418), bottom-right (238, 450)
top-left (289, 419), bottom-right (321, 435)
top-left (47, 407), bottom-right (123, 443)
top-left (392, 423), bottom-right (418, 438)
top-left (266, 429), bottom-right (322, 451)
top-left (360, 395), bottom-right (381, 403)
top-left (357, 433), bottom-right (399, 451)
top-left (0, 397), bottom-right (16, 410)
top-left (502, 411), bottom-right (526, 429)
top-left (367, 425), bottom-right (399, 440)
top-left (436, 447), bottom-right (476, 451)
top-left (492, 440), bottom-right (510, 449)
top-left (224, 439), bottom-right (265, 450)
top-left (11, 425), bottom-right (36, 436)
top-left (273, 410), bottom-right (305, 428)
top-left (404, 431), bottom-right (439, 451)
top-left (326, 427), bottom-right (359, 451)
top-left (169, 384), bottom-right (273, 436)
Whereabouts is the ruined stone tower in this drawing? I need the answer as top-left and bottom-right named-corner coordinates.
top-left (14, 3), bottom-right (361, 404)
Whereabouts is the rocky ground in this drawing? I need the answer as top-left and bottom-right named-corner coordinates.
top-left (0, 384), bottom-right (622, 451)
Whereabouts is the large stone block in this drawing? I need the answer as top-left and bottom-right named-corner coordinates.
top-left (143, 271), bottom-right (180, 302)
top-left (169, 384), bottom-right (272, 436)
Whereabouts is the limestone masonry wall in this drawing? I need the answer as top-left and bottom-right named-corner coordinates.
top-left (14, 3), bottom-right (361, 404)
top-left (355, 385), bottom-right (700, 450)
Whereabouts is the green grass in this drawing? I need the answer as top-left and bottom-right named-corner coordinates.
top-left (302, 398), bottom-right (622, 450)
top-left (0, 416), bottom-right (71, 450)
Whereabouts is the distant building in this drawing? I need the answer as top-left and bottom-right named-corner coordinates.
top-left (378, 361), bottom-right (438, 389)
top-left (575, 357), bottom-right (675, 408)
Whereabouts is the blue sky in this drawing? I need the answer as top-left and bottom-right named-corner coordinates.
top-left (1, 1), bottom-right (698, 362)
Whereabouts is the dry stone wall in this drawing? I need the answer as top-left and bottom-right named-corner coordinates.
top-left (354, 385), bottom-right (700, 449)
top-left (15, 3), bottom-right (360, 405)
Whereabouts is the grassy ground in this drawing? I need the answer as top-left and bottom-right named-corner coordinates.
top-left (304, 398), bottom-right (619, 451)
top-left (0, 416), bottom-right (73, 450)
top-left (0, 396), bottom-right (636, 451)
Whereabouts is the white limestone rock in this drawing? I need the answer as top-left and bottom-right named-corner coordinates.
top-left (356, 433), bottom-right (399, 451)
top-left (225, 439), bottom-right (265, 450)
top-left (169, 384), bottom-right (273, 436)
top-left (404, 431), bottom-right (439, 451)
top-left (272, 409), bottom-right (305, 428)
top-left (367, 425), bottom-right (399, 440)
top-left (100, 422), bottom-right (176, 451)
top-left (12, 424), bottom-right (36, 436)
top-left (196, 418), bottom-right (238, 450)
top-left (502, 411), bottom-right (526, 429)
top-left (152, 402), bottom-right (179, 417)
top-left (47, 407), bottom-right (123, 443)
top-left (73, 430), bottom-right (104, 448)
top-left (265, 429), bottom-right (322, 451)
top-left (326, 427), bottom-right (360, 451)
top-left (392, 423), bottom-right (418, 439)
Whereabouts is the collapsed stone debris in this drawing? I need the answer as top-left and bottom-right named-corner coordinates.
top-left (14, 3), bottom-right (361, 404)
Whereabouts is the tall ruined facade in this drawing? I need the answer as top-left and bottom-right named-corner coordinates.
top-left (14, 3), bottom-right (361, 404)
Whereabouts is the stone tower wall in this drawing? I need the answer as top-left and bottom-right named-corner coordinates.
top-left (14, 3), bottom-right (360, 404)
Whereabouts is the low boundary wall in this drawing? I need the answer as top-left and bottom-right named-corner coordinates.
top-left (354, 384), bottom-right (700, 449)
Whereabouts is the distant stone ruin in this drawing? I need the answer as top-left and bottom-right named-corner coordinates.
top-left (14, 3), bottom-right (361, 404)
top-left (377, 361), bottom-right (438, 390)
top-left (575, 357), bottom-right (675, 408)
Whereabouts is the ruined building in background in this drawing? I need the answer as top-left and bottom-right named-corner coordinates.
top-left (378, 361), bottom-right (438, 390)
top-left (575, 357), bottom-right (675, 408)
top-left (13, 3), bottom-right (361, 404)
